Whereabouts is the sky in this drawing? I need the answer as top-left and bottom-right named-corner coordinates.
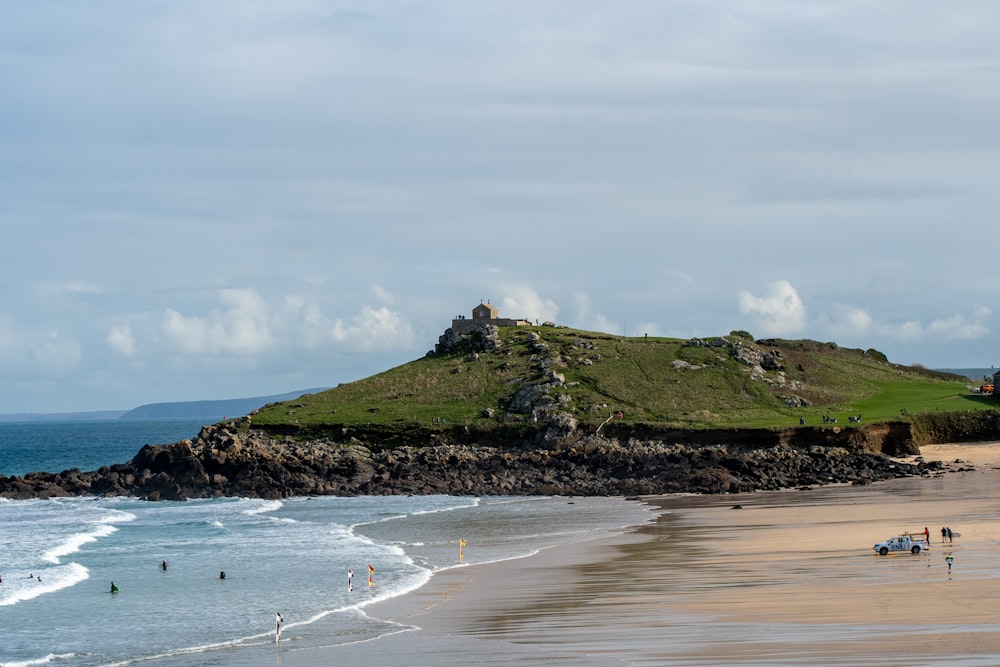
top-left (2, 1), bottom-right (999, 413)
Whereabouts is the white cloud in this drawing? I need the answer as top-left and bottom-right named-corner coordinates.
top-left (107, 323), bottom-right (137, 356)
top-left (500, 287), bottom-right (560, 324)
top-left (161, 288), bottom-right (273, 355)
top-left (330, 305), bottom-right (415, 351)
top-left (737, 280), bottom-right (807, 336)
top-left (926, 312), bottom-right (990, 340)
top-left (816, 303), bottom-right (991, 346)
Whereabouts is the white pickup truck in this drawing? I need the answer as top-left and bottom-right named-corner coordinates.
top-left (873, 533), bottom-right (930, 555)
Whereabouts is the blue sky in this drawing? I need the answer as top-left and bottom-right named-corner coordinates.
top-left (2, 1), bottom-right (998, 412)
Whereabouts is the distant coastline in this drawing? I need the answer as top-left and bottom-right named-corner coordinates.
top-left (0, 387), bottom-right (329, 423)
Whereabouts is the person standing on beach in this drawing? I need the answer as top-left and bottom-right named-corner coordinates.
top-left (947, 527), bottom-right (953, 542)
top-left (941, 526), bottom-right (947, 542)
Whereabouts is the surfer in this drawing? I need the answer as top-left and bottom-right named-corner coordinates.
top-left (275, 612), bottom-right (284, 642)
top-left (219, 570), bottom-right (226, 580)
top-left (348, 569), bottom-right (353, 592)
top-left (110, 581), bottom-right (119, 593)
top-left (161, 560), bottom-right (168, 571)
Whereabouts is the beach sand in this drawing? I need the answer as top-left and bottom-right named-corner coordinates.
top-left (228, 443), bottom-right (1000, 666)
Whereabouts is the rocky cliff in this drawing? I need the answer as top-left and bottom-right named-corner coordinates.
top-left (0, 419), bottom-right (950, 501)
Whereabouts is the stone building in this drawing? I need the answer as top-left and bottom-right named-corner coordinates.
top-left (450, 301), bottom-right (530, 336)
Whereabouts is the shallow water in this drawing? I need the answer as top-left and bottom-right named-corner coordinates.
top-left (0, 494), bottom-right (653, 667)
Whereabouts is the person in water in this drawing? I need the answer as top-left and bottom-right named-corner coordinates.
top-left (161, 560), bottom-right (168, 571)
top-left (219, 571), bottom-right (226, 580)
top-left (110, 581), bottom-right (119, 593)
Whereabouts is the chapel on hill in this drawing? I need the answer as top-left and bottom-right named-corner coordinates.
top-left (450, 301), bottom-right (531, 335)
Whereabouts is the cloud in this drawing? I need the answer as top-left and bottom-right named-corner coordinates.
top-left (330, 305), bottom-right (416, 351)
top-left (158, 288), bottom-right (417, 356)
top-left (818, 304), bottom-right (991, 344)
top-left (161, 288), bottom-right (273, 355)
top-left (737, 280), bottom-right (807, 336)
top-left (925, 311), bottom-right (991, 340)
top-left (107, 323), bottom-right (137, 356)
top-left (499, 286), bottom-right (559, 324)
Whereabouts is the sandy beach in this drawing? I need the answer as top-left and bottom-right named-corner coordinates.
top-left (230, 442), bottom-right (1000, 666)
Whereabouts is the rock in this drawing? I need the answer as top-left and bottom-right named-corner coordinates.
top-left (0, 419), bottom-right (941, 501)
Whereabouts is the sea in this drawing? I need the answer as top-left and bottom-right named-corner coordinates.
top-left (0, 420), bottom-right (654, 667)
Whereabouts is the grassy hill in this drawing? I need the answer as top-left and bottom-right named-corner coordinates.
top-left (250, 326), bottom-right (995, 434)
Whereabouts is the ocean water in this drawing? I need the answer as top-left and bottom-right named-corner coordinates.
top-left (0, 420), bottom-right (209, 477)
top-left (0, 421), bottom-right (654, 667)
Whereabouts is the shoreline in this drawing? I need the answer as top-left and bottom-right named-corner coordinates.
top-left (355, 442), bottom-right (1000, 665)
top-left (146, 441), bottom-right (1000, 666)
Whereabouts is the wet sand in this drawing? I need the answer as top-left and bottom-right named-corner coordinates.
top-left (219, 443), bottom-right (1000, 666)
top-left (360, 442), bottom-right (1000, 666)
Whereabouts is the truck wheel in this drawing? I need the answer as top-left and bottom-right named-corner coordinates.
top-left (879, 547), bottom-right (888, 555)
top-left (911, 546), bottom-right (921, 554)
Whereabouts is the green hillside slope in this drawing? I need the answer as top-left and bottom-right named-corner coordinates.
top-left (250, 326), bottom-right (993, 433)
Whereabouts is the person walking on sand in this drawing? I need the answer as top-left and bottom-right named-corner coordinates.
top-left (924, 527), bottom-right (930, 544)
top-left (946, 552), bottom-right (954, 573)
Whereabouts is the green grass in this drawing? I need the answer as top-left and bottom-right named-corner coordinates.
top-left (250, 326), bottom-right (994, 432)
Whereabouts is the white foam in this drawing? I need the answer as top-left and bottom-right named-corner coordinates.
top-left (243, 499), bottom-right (283, 516)
top-left (0, 562), bottom-right (88, 607)
top-left (42, 523), bottom-right (117, 564)
top-left (0, 652), bottom-right (76, 667)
